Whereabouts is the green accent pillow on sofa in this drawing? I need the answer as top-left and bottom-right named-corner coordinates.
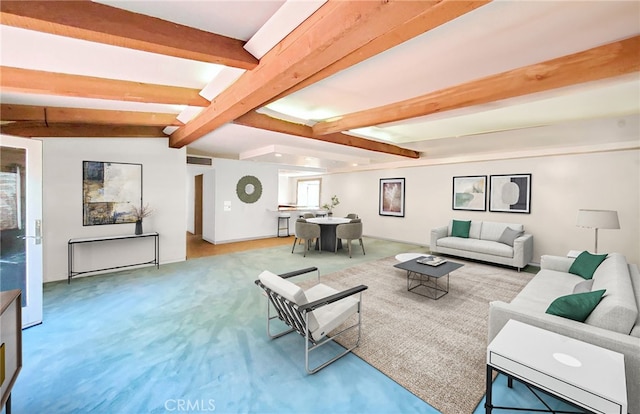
top-left (451, 220), bottom-right (471, 238)
top-left (546, 289), bottom-right (606, 322)
top-left (568, 251), bottom-right (608, 279)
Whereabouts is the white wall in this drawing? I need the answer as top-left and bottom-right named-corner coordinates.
top-left (42, 138), bottom-right (186, 282)
top-left (318, 150), bottom-right (640, 265)
top-left (206, 158), bottom-right (280, 243)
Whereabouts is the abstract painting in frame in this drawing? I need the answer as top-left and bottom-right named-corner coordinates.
top-left (379, 178), bottom-right (405, 217)
top-left (489, 173), bottom-right (531, 213)
top-left (83, 161), bottom-right (142, 225)
top-left (452, 175), bottom-right (487, 211)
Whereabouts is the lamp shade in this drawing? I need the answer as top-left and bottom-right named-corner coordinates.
top-left (576, 209), bottom-right (620, 229)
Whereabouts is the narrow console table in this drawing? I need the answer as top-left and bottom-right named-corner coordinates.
top-left (68, 232), bottom-right (160, 283)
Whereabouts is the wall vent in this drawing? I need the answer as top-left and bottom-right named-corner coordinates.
top-left (187, 156), bottom-right (213, 166)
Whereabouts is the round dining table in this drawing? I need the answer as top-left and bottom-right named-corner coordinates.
top-left (306, 217), bottom-right (351, 252)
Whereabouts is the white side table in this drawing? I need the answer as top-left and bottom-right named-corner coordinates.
top-left (486, 320), bottom-right (627, 414)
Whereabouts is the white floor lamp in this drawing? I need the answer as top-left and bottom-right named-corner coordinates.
top-left (576, 209), bottom-right (620, 254)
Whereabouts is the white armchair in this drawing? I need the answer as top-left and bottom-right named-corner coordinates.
top-left (255, 267), bottom-right (368, 373)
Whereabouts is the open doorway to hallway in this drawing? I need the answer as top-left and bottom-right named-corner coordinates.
top-left (186, 172), bottom-right (293, 258)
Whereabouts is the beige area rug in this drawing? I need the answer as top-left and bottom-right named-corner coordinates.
top-left (307, 256), bottom-right (535, 414)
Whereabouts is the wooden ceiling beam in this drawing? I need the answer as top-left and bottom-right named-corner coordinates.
top-left (0, 66), bottom-right (210, 107)
top-left (0, 122), bottom-right (166, 138)
top-left (312, 35), bottom-right (640, 136)
top-left (1, 104), bottom-right (182, 126)
top-left (169, 0), bottom-right (471, 148)
top-left (265, 0), bottom-right (491, 105)
top-left (234, 112), bottom-right (419, 159)
top-left (0, 103), bottom-right (43, 122)
top-left (0, 0), bottom-right (257, 69)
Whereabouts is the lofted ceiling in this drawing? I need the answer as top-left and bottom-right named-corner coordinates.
top-left (1, 0), bottom-right (639, 173)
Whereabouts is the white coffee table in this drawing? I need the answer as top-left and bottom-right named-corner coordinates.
top-left (486, 320), bottom-right (627, 413)
top-left (394, 252), bottom-right (425, 262)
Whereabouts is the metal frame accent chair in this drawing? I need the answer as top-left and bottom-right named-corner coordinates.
top-left (335, 220), bottom-right (365, 258)
top-left (255, 267), bottom-right (368, 374)
top-left (292, 220), bottom-right (321, 256)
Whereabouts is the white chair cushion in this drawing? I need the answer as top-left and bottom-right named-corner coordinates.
top-left (305, 284), bottom-right (360, 342)
top-left (258, 270), bottom-right (308, 305)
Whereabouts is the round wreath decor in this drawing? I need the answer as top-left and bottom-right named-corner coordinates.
top-left (236, 175), bottom-right (262, 204)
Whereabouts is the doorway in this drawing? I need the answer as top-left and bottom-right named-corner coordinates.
top-left (0, 135), bottom-right (43, 328)
top-left (194, 174), bottom-right (203, 235)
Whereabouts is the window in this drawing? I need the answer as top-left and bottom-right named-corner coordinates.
top-left (297, 178), bottom-right (321, 208)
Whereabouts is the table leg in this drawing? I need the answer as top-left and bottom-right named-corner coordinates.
top-left (68, 242), bottom-right (72, 284)
top-left (485, 365), bottom-right (493, 413)
top-left (155, 234), bottom-right (160, 269)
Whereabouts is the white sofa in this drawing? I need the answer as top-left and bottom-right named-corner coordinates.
top-left (430, 220), bottom-right (533, 270)
top-left (488, 253), bottom-right (640, 413)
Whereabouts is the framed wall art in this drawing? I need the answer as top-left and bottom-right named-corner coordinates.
top-left (83, 161), bottom-right (142, 225)
top-left (489, 173), bottom-right (531, 213)
top-left (379, 178), bottom-right (405, 217)
top-left (452, 175), bottom-right (487, 211)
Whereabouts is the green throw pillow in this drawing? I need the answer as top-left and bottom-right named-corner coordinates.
top-left (451, 220), bottom-right (471, 238)
top-left (568, 251), bottom-right (607, 280)
top-left (546, 289), bottom-right (606, 322)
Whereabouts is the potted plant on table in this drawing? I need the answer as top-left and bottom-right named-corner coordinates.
top-left (322, 195), bottom-right (340, 217)
top-left (131, 203), bottom-right (153, 235)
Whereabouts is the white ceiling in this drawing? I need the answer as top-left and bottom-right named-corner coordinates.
top-left (1, 0), bottom-right (639, 173)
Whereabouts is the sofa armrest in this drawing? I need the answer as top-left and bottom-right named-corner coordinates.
top-left (430, 226), bottom-right (448, 253)
top-left (540, 255), bottom-right (574, 272)
top-left (512, 233), bottom-right (533, 268)
top-left (489, 301), bottom-right (640, 414)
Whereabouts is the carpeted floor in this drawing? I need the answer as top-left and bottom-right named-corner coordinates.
top-left (13, 238), bottom-right (440, 414)
top-left (300, 256), bottom-right (535, 414)
top-left (12, 238), bottom-right (574, 414)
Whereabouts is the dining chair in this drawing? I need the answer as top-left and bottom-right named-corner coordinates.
top-left (335, 220), bottom-right (365, 258)
top-left (292, 220), bottom-right (321, 256)
top-left (345, 213), bottom-right (358, 219)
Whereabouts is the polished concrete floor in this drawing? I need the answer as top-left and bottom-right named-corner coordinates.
top-left (12, 236), bottom-right (573, 414)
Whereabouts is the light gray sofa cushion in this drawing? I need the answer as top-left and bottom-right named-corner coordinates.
top-left (586, 253), bottom-right (638, 334)
top-left (573, 279), bottom-right (594, 294)
top-left (629, 263), bottom-right (640, 338)
top-left (541, 255), bottom-right (574, 273)
top-left (498, 227), bottom-right (524, 246)
top-left (480, 222), bottom-right (524, 242)
top-left (437, 237), bottom-right (514, 258)
top-left (510, 270), bottom-right (583, 311)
